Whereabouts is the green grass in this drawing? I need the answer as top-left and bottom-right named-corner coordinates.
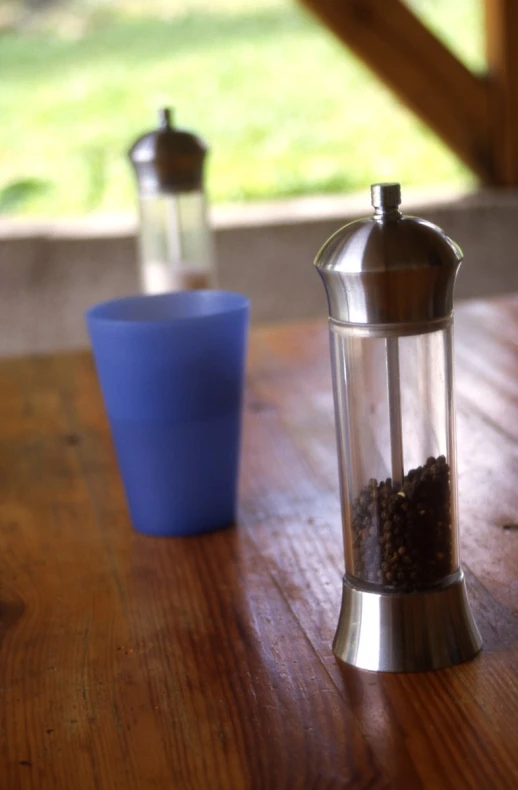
top-left (0, 0), bottom-right (484, 216)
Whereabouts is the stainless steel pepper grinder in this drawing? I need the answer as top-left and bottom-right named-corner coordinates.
top-left (314, 183), bottom-right (482, 672)
top-left (129, 108), bottom-right (215, 294)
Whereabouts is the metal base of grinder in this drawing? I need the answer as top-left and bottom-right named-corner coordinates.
top-left (333, 570), bottom-right (482, 672)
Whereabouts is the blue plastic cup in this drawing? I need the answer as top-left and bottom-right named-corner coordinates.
top-left (86, 290), bottom-right (250, 537)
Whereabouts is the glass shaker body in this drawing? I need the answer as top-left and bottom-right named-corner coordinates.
top-left (330, 318), bottom-right (459, 593)
top-left (138, 189), bottom-right (215, 294)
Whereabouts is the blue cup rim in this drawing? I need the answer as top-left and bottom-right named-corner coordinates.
top-left (86, 290), bottom-right (249, 327)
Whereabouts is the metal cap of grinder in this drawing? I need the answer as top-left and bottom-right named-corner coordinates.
top-left (314, 183), bottom-right (463, 328)
top-left (128, 108), bottom-right (208, 196)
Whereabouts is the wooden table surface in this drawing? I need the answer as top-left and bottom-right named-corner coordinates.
top-left (0, 294), bottom-right (517, 790)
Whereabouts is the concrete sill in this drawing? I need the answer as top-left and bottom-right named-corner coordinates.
top-left (0, 187), bottom-right (517, 356)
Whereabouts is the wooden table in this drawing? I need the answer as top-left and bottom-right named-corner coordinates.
top-left (0, 294), bottom-right (517, 789)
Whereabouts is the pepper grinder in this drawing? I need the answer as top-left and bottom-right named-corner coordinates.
top-left (129, 108), bottom-right (215, 294)
top-left (314, 183), bottom-right (482, 672)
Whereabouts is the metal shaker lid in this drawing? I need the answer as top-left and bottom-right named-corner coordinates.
top-left (128, 108), bottom-right (208, 195)
top-left (314, 183), bottom-right (463, 326)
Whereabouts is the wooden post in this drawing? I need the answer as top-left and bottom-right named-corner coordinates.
top-left (484, 0), bottom-right (518, 184)
top-left (298, 0), bottom-right (518, 186)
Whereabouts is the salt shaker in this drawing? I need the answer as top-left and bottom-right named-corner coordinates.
top-left (314, 183), bottom-right (482, 672)
top-left (129, 108), bottom-right (215, 294)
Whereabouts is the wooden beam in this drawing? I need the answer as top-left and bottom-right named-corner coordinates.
top-left (484, 0), bottom-right (518, 185)
top-left (300, 0), bottom-right (492, 182)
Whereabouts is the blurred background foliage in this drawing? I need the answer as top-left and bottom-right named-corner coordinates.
top-left (0, 0), bottom-right (484, 216)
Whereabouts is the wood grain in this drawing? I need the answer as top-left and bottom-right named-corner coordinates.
top-left (0, 294), bottom-right (517, 788)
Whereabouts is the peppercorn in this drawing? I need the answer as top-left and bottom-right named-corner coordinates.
top-left (349, 456), bottom-right (453, 592)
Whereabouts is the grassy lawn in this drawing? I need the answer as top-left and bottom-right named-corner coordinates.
top-left (0, 0), bottom-right (484, 216)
